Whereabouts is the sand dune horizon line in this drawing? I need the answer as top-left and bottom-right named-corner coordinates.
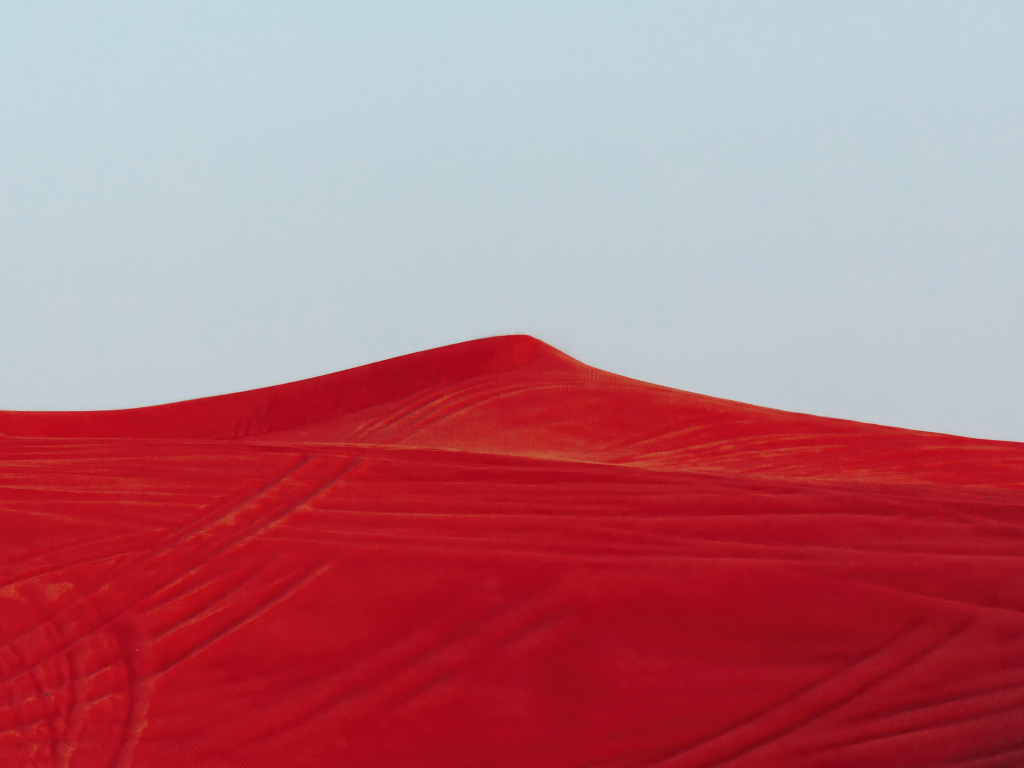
top-left (1, 334), bottom-right (1018, 450)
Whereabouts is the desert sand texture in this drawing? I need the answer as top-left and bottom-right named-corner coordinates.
top-left (1, 335), bottom-right (1023, 767)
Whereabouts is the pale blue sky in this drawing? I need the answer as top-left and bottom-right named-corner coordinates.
top-left (2, 2), bottom-right (1023, 441)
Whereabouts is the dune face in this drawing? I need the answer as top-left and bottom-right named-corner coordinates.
top-left (1, 336), bottom-right (1023, 767)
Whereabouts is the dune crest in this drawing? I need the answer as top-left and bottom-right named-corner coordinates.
top-left (0, 335), bottom-right (568, 440)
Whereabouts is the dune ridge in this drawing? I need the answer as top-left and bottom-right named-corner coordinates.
top-left (0, 335), bottom-right (565, 440)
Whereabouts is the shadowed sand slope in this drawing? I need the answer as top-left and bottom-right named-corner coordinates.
top-left (1, 335), bottom-right (1022, 767)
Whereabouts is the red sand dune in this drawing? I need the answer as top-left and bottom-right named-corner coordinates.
top-left (1, 335), bottom-right (1023, 767)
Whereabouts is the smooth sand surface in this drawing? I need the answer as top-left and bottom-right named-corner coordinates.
top-left (2, 335), bottom-right (1023, 767)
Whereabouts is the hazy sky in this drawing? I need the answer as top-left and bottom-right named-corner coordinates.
top-left (2, 2), bottom-right (1023, 441)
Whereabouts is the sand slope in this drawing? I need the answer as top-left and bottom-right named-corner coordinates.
top-left (1, 336), bottom-right (1022, 767)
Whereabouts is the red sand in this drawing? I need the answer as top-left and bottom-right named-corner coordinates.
top-left (1, 335), bottom-right (1022, 767)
